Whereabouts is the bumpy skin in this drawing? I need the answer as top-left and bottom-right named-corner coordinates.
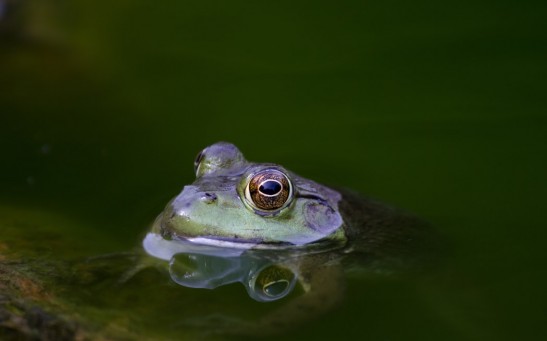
top-left (157, 142), bottom-right (347, 249)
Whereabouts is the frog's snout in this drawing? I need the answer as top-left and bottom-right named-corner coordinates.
top-left (167, 186), bottom-right (220, 224)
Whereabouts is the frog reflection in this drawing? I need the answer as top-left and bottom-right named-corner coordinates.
top-left (144, 235), bottom-right (304, 302)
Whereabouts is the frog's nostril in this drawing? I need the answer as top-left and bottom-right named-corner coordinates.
top-left (200, 193), bottom-right (217, 204)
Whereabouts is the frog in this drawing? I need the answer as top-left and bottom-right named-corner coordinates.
top-left (147, 141), bottom-right (347, 249)
top-left (143, 142), bottom-right (437, 335)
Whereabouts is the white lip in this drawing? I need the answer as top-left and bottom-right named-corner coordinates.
top-left (142, 233), bottom-right (248, 260)
top-left (185, 237), bottom-right (259, 249)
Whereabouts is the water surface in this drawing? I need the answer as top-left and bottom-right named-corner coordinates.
top-left (1, 1), bottom-right (545, 340)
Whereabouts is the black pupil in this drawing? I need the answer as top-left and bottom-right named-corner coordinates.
top-left (259, 180), bottom-right (282, 195)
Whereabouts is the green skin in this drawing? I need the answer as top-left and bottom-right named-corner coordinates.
top-left (154, 142), bottom-right (347, 249)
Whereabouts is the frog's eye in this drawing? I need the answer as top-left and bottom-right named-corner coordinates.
top-left (244, 169), bottom-right (293, 212)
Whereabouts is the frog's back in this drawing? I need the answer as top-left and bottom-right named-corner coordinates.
top-left (338, 189), bottom-right (441, 270)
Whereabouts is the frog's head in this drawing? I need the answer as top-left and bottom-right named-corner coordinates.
top-left (155, 142), bottom-right (346, 249)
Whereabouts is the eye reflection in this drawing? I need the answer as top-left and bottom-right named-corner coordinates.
top-left (252, 265), bottom-right (295, 301)
top-left (263, 279), bottom-right (290, 297)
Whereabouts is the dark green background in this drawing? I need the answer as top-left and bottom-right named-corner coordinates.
top-left (1, 0), bottom-right (546, 340)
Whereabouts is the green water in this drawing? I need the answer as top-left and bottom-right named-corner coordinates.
top-left (1, 0), bottom-right (546, 340)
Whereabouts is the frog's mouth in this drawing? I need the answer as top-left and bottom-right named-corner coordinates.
top-left (150, 212), bottom-right (346, 252)
top-left (152, 212), bottom-right (286, 250)
top-left (179, 236), bottom-right (293, 250)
